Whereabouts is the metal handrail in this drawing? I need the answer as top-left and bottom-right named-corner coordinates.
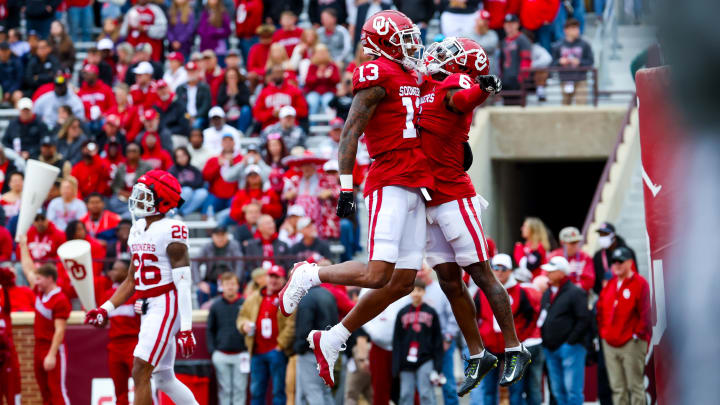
top-left (520, 66), bottom-right (600, 106)
top-left (581, 96), bottom-right (637, 242)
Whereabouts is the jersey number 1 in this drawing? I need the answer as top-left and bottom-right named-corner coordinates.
top-left (401, 97), bottom-right (417, 139)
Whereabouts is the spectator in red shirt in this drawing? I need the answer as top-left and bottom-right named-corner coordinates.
top-left (71, 141), bottom-right (112, 198)
top-left (0, 223), bottom-right (12, 261)
top-left (202, 49), bottom-right (225, 92)
top-left (597, 247), bottom-right (650, 405)
top-left (272, 11), bottom-right (303, 57)
top-left (234, 0), bottom-right (264, 62)
top-left (128, 61), bottom-right (158, 109)
top-left (514, 217), bottom-right (550, 279)
top-left (550, 227), bottom-right (595, 292)
top-left (0, 266), bottom-right (22, 403)
top-left (18, 241), bottom-right (71, 405)
top-left (229, 165), bottom-right (283, 224)
top-left (77, 64), bottom-right (116, 122)
top-left (81, 193), bottom-right (121, 239)
top-left (253, 65), bottom-right (308, 129)
top-left (138, 117), bottom-right (173, 171)
top-left (246, 24), bottom-right (275, 89)
top-left (304, 44), bottom-right (340, 115)
top-left (108, 142), bottom-right (152, 218)
top-left (18, 212), bottom-right (66, 263)
top-left (202, 134), bottom-right (244, 218)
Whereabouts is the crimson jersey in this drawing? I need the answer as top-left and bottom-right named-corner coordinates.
top-left (104, 286), bottom-right (140, 341)
top-left (33, 286), bottom-right (71, 343)
top-left (129, 217), bottom-right (189, 298)
top-left (352, 57), bottom-right (433, 197)
top-left (418, 73), bottom-right (486, 206)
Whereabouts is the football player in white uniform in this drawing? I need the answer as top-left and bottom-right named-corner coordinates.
top-left (85, 170), bottom-right (198, 405)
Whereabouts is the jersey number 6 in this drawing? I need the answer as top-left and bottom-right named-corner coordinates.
top-left (133, 253), bottom-right (161, 285)
top-left (171, 225), bottom-right (188, 239)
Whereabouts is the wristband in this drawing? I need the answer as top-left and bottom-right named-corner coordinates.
top-left (100, 301), bottom-right (116, 313)
top-left (340, 174), bottom-right (353, 192)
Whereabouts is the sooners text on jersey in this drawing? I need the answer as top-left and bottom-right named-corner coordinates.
top-left (418, 73), bottom-right (478, 206)
top-left (129, 217), bottom-right (188, 298)
top-left (352, 57), bottom-right (434, 197)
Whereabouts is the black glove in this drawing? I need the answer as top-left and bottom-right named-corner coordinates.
top-left (336, 191), bottom-right (355, 218)
top-left (462, 141), bottom-right (473, 171)
top-left (476, 75), bottom-right (502, 95)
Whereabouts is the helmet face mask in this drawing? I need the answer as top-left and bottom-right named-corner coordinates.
top-left (423, 37), bottom-right (488, 79)
top-left (128, 183), bottom-right (157, 220)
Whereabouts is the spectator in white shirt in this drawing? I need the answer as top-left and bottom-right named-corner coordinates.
top-left (188, 128), bottom-right (214, 170)
top-left (203, 106), bottom-right (243, 155)
top-left (46, 177), bottom-right (87, 232)
top-left (162, 51), bottom-right (188, 91)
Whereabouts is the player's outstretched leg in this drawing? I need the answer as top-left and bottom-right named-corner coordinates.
top-left (306, 265), bottom-right (417, 386)
top-left (435, 262), bottom-right (498, 396)
top-left (466, 261), bottom-right (532, 386)
top-left (132, 358), bottom-right (155, 405)
top-left (154, 369), bottom-right (199, 404)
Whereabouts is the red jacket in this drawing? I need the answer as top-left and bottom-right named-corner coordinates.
top-left (129, 82), bottom-right (159, 109)
top-left (484, 0), bottom-right (522, 30)
top-left (305, 63), bottom-right (340, 95)
top-left (321, 283), bottom-right (355, 319)
top-left (272, 27), bottom-right (303, 56)
top-left (81, 210), bottom-right (121, 238)
top-left (202, 154), bottom-right (244, 199)
top-left (514, 242), bottom-right (548, 279)
top-left (520, 0), bottom-right (561, 30)
top-left (19, 222), bottom-right (66, 262)
top-left (597, 272), bottom-right (652, 347)
top-left (549, 248), bottom-right (595, 292)
top-left (235, 0), bottom-right (264, 38)
top-left (140, 132), bottom-right (173, 170)
top-left (253, 82), bottom-right (309, 128)
top-left (0, 225), bottom-right (12, 261)
top-left (247, 42), bottom-right (271, 77)
top-left (71, 155), bottom-right (112, 198)
top-left (475, 279), bottom-right (538, 354)
top-left (78, 80), bottom-right (117, 120)
top-left (229, 187), bottom-right (283, 224)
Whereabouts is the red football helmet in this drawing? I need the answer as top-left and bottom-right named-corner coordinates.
top-left (360, 10), bottom-right (423, 69)
top-left (423, 37), bottom-right (489, 79)
top-left (129, 170), bottom-right (184, 219)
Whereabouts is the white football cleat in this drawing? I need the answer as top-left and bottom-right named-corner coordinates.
top-left (307, 330), bottom-right (345, 387)
top-left (278, 261), bottom-right (317, 316)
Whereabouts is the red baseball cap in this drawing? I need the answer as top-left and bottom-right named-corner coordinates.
top-left (168, 51), bottom-right (184, 63)
top-left (478, 10), bottom-right (491, 21)
top-left (143, 109), bottom-right (158, 121)
top-left (267, 265), bottom-right (286, 278)
top-left (156, 79), bottom-right (168, 88)
top-left (105, 114), bottom-right (121, 127)
top-left (82, 64), bottom-right (99, 75)
top-left (185, 61), bottom-right (198, 71)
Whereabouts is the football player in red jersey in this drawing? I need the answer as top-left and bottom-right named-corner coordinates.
top-left (418, 37), bottom-right (531, 394)
top-left (278, 10), bottom-right (435, 387)
top-left (85, 170), bottom-right (199, 405)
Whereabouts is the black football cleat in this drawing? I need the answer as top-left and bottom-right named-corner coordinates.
top-left (457, 352), bottom-right (498, 397)
top-left (499, 345), bottom-right (532, 386)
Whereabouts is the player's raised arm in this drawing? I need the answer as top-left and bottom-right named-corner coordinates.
top-left (167, 241), bottom-right (196, 358)
top-left (444, 75), bottom-right (502, 114)
top-left (336, 85), bottom-right (386, 218)
top-left (85, 259), bottom-right (137, 328)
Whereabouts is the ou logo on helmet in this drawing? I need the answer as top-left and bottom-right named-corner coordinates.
top-left (373, 15), bottom-right (390, 35)
top-left (475, 50), bottom-right (488, 72)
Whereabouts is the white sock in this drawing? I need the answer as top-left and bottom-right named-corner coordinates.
top-left (329, 323), bottom-right (351, 347)
top-left (505, 344), bottom-right (523, 353)
top-left (309, 264), bottom-right (321, 286)
top-left (154, 369), bottom-right (198, 405)
top-left (470, 350), bottom-right (486, 359)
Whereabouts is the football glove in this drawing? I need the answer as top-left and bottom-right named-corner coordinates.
top-left (336, 191), bottom-right (355, 218)
top-left (177, 330), bottom-right (197, 358)
top-left (84, 308), bottom-right (109, 328)
top-left (463, 142), bottom-right (474, 171)
top-left (476, 75), bottom-right (502, 95)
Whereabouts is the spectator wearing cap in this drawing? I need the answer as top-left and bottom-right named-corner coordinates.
top-left (56, 116), bottom-right (89, 165)
top-left (23, 1), bottom-right (60, 40)
top-left (305, 44), bottom-right (341, 115)
top-left (47, 21), bottom-right (75, 75)
top-left (592, 222), bottom-right (637, 295)
top-left (282, 152), bottom-right (327, 222)
top-left (18, 210), bottom-right (66, 263)
top-left (247, 24), bottom-right (276, 87)
top-left (288, 217), bottom-right (332, 261)
top-left (260, 106), bottom-right (307, 150)
top-left (215, 67), bottom-right (252, 132)
top-left (202, 134), bottom-right (243, 218)
top-left (229, 164), bottom-right (283, 224)
top-left (153, 79), bottom-right (191, 146)
top-left (188, 129), bottom-right (214, 170)
top-left (167, 0), bottom-right (197, 59)
top-left (500, 14), bottom-right (532, 106)
top-left (315, 9), bottom-right (352, 65)
top-left (243, 214), bottom-right (291, 271)
top-left (551, 18), bottom-right (594, 105)
top-left (34, 75), bottom-right (85, 130)
top-left (202, 50), bottom-right (225, 90)
top-left (3, 97), bottom-right (48, 159)
top-left (38, 135), bottom-right (71, 175)
top-left (137, 111), bottom-right (173, 171)
top-left (223, 143), bottom-right (271, 187)
top-left (71, 141), bottom-right (112, 199)
top-left (96, 39), bottom-right (117, 76)
top-left (120, 0), bottom-right (167, 60)
top-left (237, 263), bottom-right (295, 405)
top-left (474, 253), bottom-right (542, 405)
top-left (193, 226), bottom-right (244, 304)
top-left (128, 61), bottom-right (160, 109)
top-left (0, 41), bottom-right (23, 106)
top-left (176, 62), bottom-right (212, 129)
top-left (514, 217), bottom-right (551, 279)
top-left (278, 204), bottom-right (306, 247)
top-left (80, 47), bottom-right (114, 88)
top-left (550, 227), bottom-right (595, 292)
top-left (22, 39), bottom-right (59, 96)
top-left (223, 49), bottom-right (243, 72)
top-left (293, 280), bottom-right (339, 405)
top-left (204, 106), bottom-right (243, 154)
top-left (168, 146), bottom-right (208, 216)
top-left (466, 10), bottom-right (500, 77)
top-left (540, 256), bottom-right (592, 405)
top-left (197, 1), bottom-right (232, 64)
top-left (597, 247), bottom-right (651, 405)
top-left (124, 43), bottom-right (164, 86)
top-left (108, 143), bottom-right (152, 217)
top-left (78, 64), bottom-right (117, 126)
top-left (163, 52), bottom-right (189, 91)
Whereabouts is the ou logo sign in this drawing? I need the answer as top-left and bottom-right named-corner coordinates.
top-left (65, 259), bottom-right (87, 280)
top-left (373, 16), bottom-right (390, 35)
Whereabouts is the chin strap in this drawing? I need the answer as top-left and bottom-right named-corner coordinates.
top-left (172, 266), bottom-right (193, 331)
